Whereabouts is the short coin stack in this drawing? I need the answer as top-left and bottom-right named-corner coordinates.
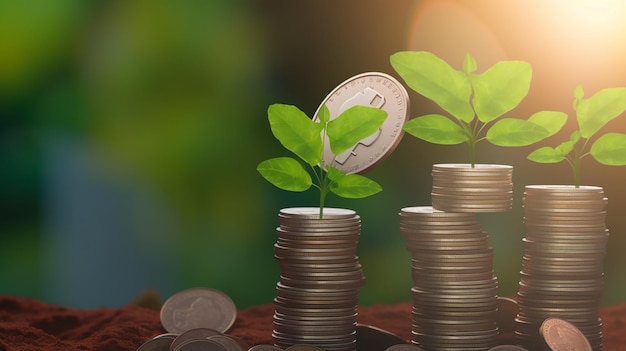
top-left (515, 185), bottom-right (608, 351)
top-left (400, 206), bottom-right (499, 351)
top-left (273, 207), bottom-right (365, 351)
top-left (431, 164), bottom-right (513, 213)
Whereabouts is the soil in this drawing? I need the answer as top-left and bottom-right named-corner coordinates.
top-left (0, 295), bottom-right (624, 351)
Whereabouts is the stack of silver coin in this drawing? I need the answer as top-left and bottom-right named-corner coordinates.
top-left (515, 185), bottom-right (608, 351)
top-left (431, 164), bottom-right (513, 213)
top-left (400, 206), bottom-right (499, 351)
top-left (273, 207), bottom-right (365, 351)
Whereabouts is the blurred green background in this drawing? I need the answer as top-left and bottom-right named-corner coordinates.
top-left (1, 0), bottom-right (625, 309)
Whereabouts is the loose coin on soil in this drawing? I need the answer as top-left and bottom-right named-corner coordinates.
top-left (135, 333), bottom-right (177, 351)
top-left (160, 288), bottom-right (237, 334)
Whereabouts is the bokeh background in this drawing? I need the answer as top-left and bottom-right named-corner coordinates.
top-left (1, 0), bottom-right (625, 309)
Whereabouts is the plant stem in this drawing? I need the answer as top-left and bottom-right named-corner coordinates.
top-left (469, 137), bottom-right (476, 168)
top-left (319, 171), bottom-right (327, 219)
top-left (319, 188), bottom-right (326, 219)
top-left (573, 156), bottom-right (580, 188)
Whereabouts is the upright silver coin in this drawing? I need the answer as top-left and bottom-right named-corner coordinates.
top-left (540, 318), bottom-right (592, 351)
top-left (160, 288), bottom-right (237, 334)
top-left (313, 72), bottom-right (410, 174)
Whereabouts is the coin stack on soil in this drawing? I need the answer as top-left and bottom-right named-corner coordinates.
top-left (515, 185), bottom-right (608, 351)
top-left (399, 206), bottom-right (499, 351)
top-left (272, 207), bottom-right (366, 351)
top-left (431, 164), bottom-right (513, 213)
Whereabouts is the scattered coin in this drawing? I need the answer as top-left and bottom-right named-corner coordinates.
top-left (209, 334), bottom-right (249, 351)
top-left (540, 318), bottom-right (592, 351)
top-left (312, 72), bottom-right (410, 175)
top-left (356, 324), bottom-right (407, 351)
top-left (174, 338), bottom-right (228, 351)
top-left (160, 288), bottom-right (237, 334)
top-left (247, 345), bottom-right (283, 351)
top-left (135, 333), bottom-right (177, 351)
top-left (169, 328), bottom-right (223, 351)
top-left (383, 343), bottom-right (425, 351)
top-left (487, 345), bottom-right (528, 351)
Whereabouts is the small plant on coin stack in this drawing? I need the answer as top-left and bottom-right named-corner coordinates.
top-left (390, 51), bottom-right (567, 166)
top-left (257, 103), bottom-right (387, 218)
top-left (527, 85), bottom-right (626, 187)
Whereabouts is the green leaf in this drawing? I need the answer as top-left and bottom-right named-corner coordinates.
top-left (403, 114), bottom-right (468, 145)
top-left (463, 53), bottom-right (477, 73)
top-left (527, 111), bottom-right (568, 136)
top-left (574, 85), bottom-right (585, 100)
top-left (326, 105), bottom-right (387, 156)
top-left (486, 118), bottom-right (550, 146)
top-left (527, 146), bottom-right (567, 163)
top-left (318, 104), bottom-right (330, 125)
top-left (471, 60), bottom-right (532, 123)
top-left (327, 166), bottom-right (346, 182)
top-left (268, 104), bottom-right (323, 166)
top-left (576, 87), bottom-right (626, 138)
top-left (390, 51), bottom-right (474, 122)
top-left (590, 132), bottom-right (626, 166)
top-left (330, 173), bottom-right (382, 198)
top-left (257, 157), bottom-right (312, 191)
top-left (555, 139), bottom-right (575, 156)
top-left (569, 130), bottom-right (581, 144)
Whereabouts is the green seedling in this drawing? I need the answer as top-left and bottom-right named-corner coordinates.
top-left (257, 103), bottom-right (387, 218)
top-left (528, 85), bottom-right (626, 187)
top-left (390, 51), bottom-right (567, 167)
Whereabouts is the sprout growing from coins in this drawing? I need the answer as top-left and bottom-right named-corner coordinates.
top-left (390, 51), bottom-right (567, 166)
top-left (257, 103), bottom-right (387, 218)
top-left (527, 85), bottom-right (626, 187)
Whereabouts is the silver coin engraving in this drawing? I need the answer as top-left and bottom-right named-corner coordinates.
top-left (160, 288), bottom-right (237, 334)
top-left (540, 318), bottom-right (592, 351)
top-left (313, 72), bottom-right (410, 174)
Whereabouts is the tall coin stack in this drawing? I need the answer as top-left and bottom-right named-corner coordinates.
top-left (400, 206), bottom-right (499, 351)
top-left (515, 185), bottom-right (608, 351)
top-left (273, 207), bottom-right (365, 351)
top-left (431, 164), bottom-right (513, 213)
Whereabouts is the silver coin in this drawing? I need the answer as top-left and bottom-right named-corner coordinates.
top-left (174, 339), bottom-right (228, 351)
top-left (247, 345), bottom-right (283, 351)
top-left (524, 184), bottom-right (603, 194)
top-left (160, 288), bottom-right (237, 334)
top-left (312, 72), bottom-right (410, 175)
top-left (384, 343), bottom-right (425, 351)
top-left (488, 345), bottom-right (527, 351)
top-left (279, 207), bottom-right (357, 219)
top-left (135, 333), bottom-right (177, 351)
top-left (169, 328), bottom-right (223, 351)
top-left (284, 344), bottom-right (326, 351)
top-left (540, 318), bottom-right (593, 351)
top-left (277, 221), bottom-right (361, 230)
top-left (274, 312), bottom-right (358, 323)
top-left (433, 163), bottom-right (513, 173)
top-left (208, 335), bottom-right (249, 351)
top-left (356, 324), bottom-right (408, 351)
